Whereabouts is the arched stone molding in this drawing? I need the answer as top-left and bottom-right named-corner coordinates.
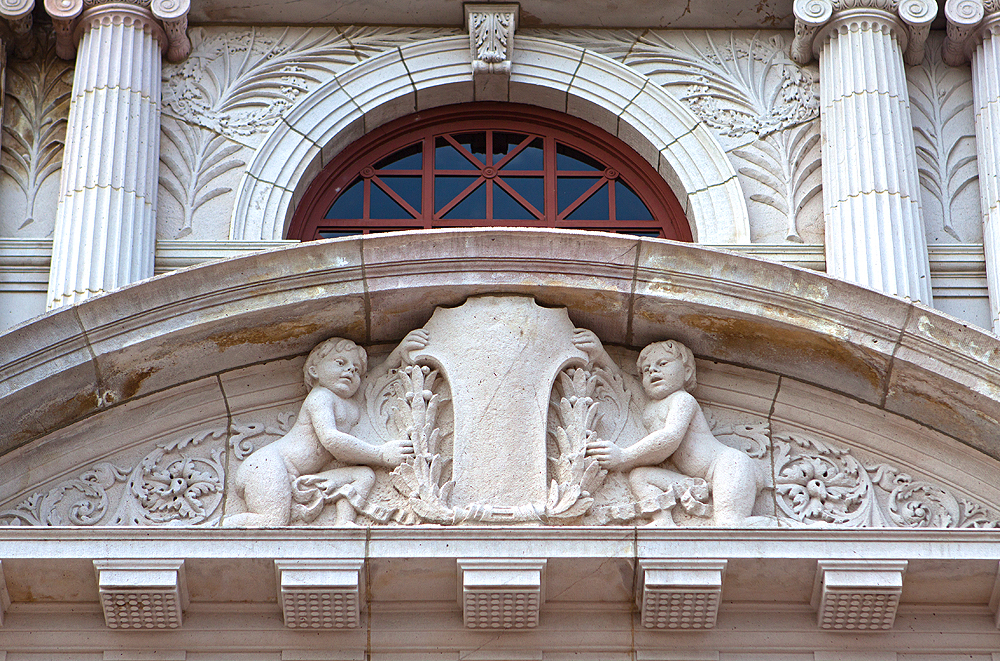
top-left (228, 36), bottom-right (749, 245)
top-left (3, 229), bottom-right (1000, 484)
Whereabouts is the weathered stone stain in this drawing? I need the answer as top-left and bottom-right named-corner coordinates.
top-left (118, 366), bottom-right (159, 401)
top-left (678, 314), bottom-right (886, 394)
top-left (208, 321), bottom-right (323, 351)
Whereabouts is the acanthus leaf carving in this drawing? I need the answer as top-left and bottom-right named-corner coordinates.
top-left (0, 29), bottom-right (72, 232)
top-left (555, 30), bottom-right (822, 242)
top-left (0, 463), bottom-right (127, 526)
top-left (773, 431), bottom-right (999, 528)
top-left (159, 116), bottom-right (246, 239)
top-left (907, 33), bottom-right (979, 242)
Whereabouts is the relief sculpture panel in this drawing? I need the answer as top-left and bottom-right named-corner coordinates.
top-left (2, 295), bottom-right (998, 529)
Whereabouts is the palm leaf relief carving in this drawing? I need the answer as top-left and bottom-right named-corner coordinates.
top-left (159, 117), bottom-right (246, 239)
top-left (0, 32), bottom-right (73, 230)
top-left (907, 34), bottom-right (979, 242)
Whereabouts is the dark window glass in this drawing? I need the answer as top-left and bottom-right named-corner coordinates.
top-left (370, 183), bottom-right (414, 219)
top-left (558, 177), bottom-right (602, 214)
top-left (442, 180), bottom-right (487, 219)
top-left (376, 143), bottom-right (422, 170)
top-left (616, 181), bottom-right (653, 220)
top-left (556, 143), bottom-right (604, 171)
top-left (325, 178), bottom-right (363, 219)
top-left (380, 176), bottom-right (422, 214)
top-left (436, 176), bottom-right (481, 213)
top-left (567, 182), bottom-right (609, 220)
top-left (494, 184), bottom-right (536, 220)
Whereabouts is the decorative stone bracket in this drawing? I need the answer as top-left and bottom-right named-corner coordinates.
top-left (811, 559), bottom-right (907, 631)
top-left (790, 0), bottom-right (937, 65)
top-left (274, 559), bottom-right (364, 629)
top-left (637, 559), bottom-right (727, 630)
top-left (465, 2), bottom-right (517, 94)
top-left (943, 0), bottom-right (999, 65)
top-left (94, 559), bottom-right (188, 629)
top-left (43, 0), bottom-right (191, 61)
top-left (458, 559), bottom-right (545, 629)
top-left (0, 0), bottom-right (37, 58)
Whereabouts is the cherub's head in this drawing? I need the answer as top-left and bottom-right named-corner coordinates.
top-left (636, 340), bottom-right (696, 398)
top-left (303, 337), bottom-right (368, 397)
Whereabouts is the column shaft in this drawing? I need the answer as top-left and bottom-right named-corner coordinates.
top-left (971, 22), bottom-right (1000, 332)
top-left (820, 12), bottom-right (933, 303)
top-left (46, 5), bottom-right (163, 308)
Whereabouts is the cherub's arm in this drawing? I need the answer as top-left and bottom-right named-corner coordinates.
top-left (573, 328), bottom-right (643, 393)
top-left (373, 329), bottom-right (429, 373)
top-left (304, 388), bottom-right (413, 467)
top-left (587, 391), bottom-right (698, 472)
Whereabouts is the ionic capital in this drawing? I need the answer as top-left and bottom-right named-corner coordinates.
top-left (1, 0), bottom-right (38, 58)
top-left (943, 0), bottom-right (1000, 65)
top-left (791, 0), bottom-right (937, 65)
top-left (43, 0), bottom-right (190, 62)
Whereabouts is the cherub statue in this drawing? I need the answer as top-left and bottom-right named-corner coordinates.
top-left (573, 329), bottom-right (766, 526)
top-left (225, 331), bottom-right (428, 527)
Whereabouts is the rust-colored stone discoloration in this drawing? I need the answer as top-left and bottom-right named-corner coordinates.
top-left (678, 313), bottom-right (888, 396)
top-left (208, 321), bottom-right (324, 351)
top-left (117, 366), bottom-right (159, 401)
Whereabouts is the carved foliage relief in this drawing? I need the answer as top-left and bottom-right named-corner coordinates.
top-left (0, 30), bottom-right (73, 237)
top-left (3, 300), bottom-right (997, 529)
top-left (157, 26), bottom-right (458, 240)
top-left (906, 33), bottom-right (982, 244)
top-left (527, 29), bottom-right (823, 244)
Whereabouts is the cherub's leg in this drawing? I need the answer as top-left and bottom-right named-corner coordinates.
top-left (308, 466), bottom-right (376, 525)
top-left (225, 450), bottom-right (293, 527)
top-left (708, 449), bottom-right (759, 526)
top-left (630, 466), bottom-right (686, 526)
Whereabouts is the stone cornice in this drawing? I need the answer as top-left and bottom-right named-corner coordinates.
top-left (43, 0), bottom-right (190, 61)
top-left (790, 0), bottom-right (937, 64)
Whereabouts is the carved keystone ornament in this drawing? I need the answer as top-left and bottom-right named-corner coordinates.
top-left (3, 294), bottom-right (999, 529)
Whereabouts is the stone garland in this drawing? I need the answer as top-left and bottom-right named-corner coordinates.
top-left (3, 404), bottom-right (997, 529)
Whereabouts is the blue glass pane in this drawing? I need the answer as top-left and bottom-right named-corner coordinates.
top-left (435, 133), bottom-right (485, 169)
top-left (442, 179), bottom-right (487, 219)
top-left (567, 181), bottom-right (610, 220)
top-left (379, 176), bottom-right (421, 214)
top-left (325, 178), bottom-right (363, 219)
top-left (500, 137), bottom-right (544, 171)
top-left (376, 143), bottom-right (422, 170)
top-left (493, 183), bottom-right (535, 220)
top-left (556, 143), bottom-right (604, 171)
top-left (558, 177), bottom-right (601, 214)
top-left (618, 230), bottom-right (662, 238)
top-left (436, 176), bottom-right (481, 213)
top-left (504, 177), bottom-right (544, 213)
top-left (319, 229), bottom-right (364, 238)
top-left (370, 183), bottom-right (414, 219)
top-left (615, 181), bottom-right (653, 220)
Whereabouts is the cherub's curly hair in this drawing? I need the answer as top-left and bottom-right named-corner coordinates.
top-left (303, 337), bottom-right (368, 389)
top-left (636, 340), bottom-right (697, 391)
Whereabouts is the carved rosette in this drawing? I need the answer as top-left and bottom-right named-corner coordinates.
top-left (465, 3), bottom-right (518, 77)
top-left (42, 0), bottom-right (190, 61)
top-left (791, 0), bottom-right (938, 65)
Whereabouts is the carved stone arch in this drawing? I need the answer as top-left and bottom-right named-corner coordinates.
top-left (3, 230), bottom-right (1000, 530)
top-left (228, 35), bottom-right (750, 244)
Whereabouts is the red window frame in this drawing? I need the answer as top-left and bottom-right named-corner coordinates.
top-left (288, 103), bottom-right (692, 241)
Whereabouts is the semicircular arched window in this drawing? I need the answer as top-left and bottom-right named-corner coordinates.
top-left (289, 103), bottom-right (692, 241)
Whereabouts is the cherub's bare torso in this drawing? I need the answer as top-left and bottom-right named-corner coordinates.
top-left (273, 387), bottom-right (363, 477)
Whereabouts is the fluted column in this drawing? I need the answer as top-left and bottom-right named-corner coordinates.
top-left (43, 0), bottom-right (189, 309)
top-left (945, 0), bottom-right (1000, 333)
top-left (791, 0), bottom-right (936, 304)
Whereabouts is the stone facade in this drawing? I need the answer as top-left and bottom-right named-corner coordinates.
top-left (3, 0), bottom-right (1000, 657)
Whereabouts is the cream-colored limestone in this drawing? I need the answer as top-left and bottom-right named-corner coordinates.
top-left (45, 4), bottom-right (165, 308)
top-left (944, 2), bottom-right (1000, 332)
top-left (228, 37), bottom-right (749, 245)
top-left (793, 0), bottom-right (935, 303)
top-left (4, 231), bottom-right (1000, 534)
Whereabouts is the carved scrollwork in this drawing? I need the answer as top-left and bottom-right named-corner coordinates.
top-left (0, 463), bottom-right (127, 525)
top-left (111, 429), bottom-right (226, 525)
top-left (773, 431), bottom-right (1000, 528)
